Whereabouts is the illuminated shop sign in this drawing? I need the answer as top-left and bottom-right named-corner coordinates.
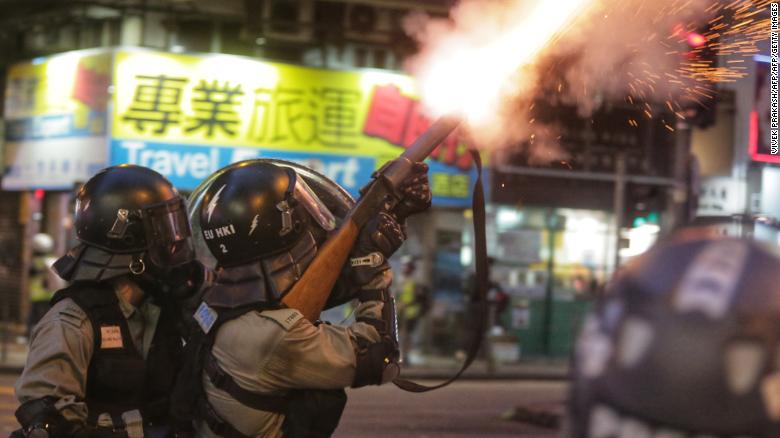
top-left (3, 48), bottom-right (477, 205)
top-left (111, 49), bottom-right (476, 203)
top-left (3, 49), bottom-right (111, 189)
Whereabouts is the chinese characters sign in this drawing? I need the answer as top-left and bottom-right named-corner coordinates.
top-left (4, 48), bottom-right (476, 205)
top-left (112, 50), bottom-right (475, 204)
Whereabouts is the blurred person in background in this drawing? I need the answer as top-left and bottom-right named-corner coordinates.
top-left (26, 233), bottom-right (65, 334)
top-left (395, 256), bottom-right (431, 365)
top-left (567, 230), bottom-right (780, 437)
top-left (458, 257), bottom-right (505, 359)
top-left (13, 165), bottom-right (207, 438)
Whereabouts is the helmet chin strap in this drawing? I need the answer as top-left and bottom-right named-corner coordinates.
top-left (128, 252), bottom-right (169, 296)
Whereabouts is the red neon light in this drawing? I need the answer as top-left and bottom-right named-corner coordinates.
top-left (750, 110), bottom-right (780, 163)
top-left (33, 189), bottom-right (45, 201)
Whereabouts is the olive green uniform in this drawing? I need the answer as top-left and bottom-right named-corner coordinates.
top-left (197, 277), bottom-right (388, 438)
top-left (16, 280), bottom-right (162, 432)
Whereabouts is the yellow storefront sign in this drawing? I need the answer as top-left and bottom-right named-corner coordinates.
top-left (116, 51), bottom-right (398, 158)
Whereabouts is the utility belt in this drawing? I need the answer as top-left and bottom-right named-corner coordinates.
top-left (90, 409), bottom-right (180, 438)
top-left (12, 406), bottom-right (176, 438)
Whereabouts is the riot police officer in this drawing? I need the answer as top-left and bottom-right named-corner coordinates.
top-left (568, 232), bottom-right (780, 437)
top-left (179, 160), bottom-right (430, 438)
top-left (14, 165), bottom-right (205, 438)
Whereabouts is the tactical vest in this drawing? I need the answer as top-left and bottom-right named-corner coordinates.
top-left (174, 301), bottom-right (345, 438)
top-left (50, 281), bottom-right (182, 428)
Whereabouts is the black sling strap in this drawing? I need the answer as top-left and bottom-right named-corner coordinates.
top-left (196, 303), bottom-right (294, 437)
top-left (204, 352), bottom-right (290, 414)
top-left (392, 149), bottom-right (489, 393)
top-left (199, 397), bottom-right (251, 438)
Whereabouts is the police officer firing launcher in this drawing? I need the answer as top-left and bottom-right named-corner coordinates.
top-left (179, 159), bottom-right (431, 438)
top-left (14, 165), bottom-right (207, 438)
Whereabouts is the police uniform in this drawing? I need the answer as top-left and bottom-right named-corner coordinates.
top-left (13, 165), bottom-right (201, 438)
top-left (16, 279), bottom-right (177, 436)
top-left (198, 278), bottom-right (388, 438)
top-left (181, 160), bottom-right (431, 438)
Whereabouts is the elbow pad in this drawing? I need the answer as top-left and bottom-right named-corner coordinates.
top-left (352, 289), bottom-right (400, 388)
top-left (352, 338), bottom-right (400, 388)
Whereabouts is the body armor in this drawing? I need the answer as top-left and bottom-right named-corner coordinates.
top-left (49, 282), bottom-right (182, 427)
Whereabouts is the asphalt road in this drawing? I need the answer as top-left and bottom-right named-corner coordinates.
top-left (339, 380), bottom-right (567, 437)
top-left (0, 374), bottom-right (568, 437)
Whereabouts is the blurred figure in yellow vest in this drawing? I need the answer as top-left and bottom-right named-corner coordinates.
top-left (27, 233), bottom-right (63, 334)
top-left (396, 256), bottom-right (430, 365)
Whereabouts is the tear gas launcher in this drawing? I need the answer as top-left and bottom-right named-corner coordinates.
top-left (282, 116), bottom-right (461, 322)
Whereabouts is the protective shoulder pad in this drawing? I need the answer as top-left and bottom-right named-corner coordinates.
top-left (258, 308), bottom-right (303, 331)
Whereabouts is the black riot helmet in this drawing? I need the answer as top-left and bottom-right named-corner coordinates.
top-left (199, 161), bottom-right (337, 268)
top-left (189, 159), bottom-right (351, 302)
top-left (54, 165), bottom-right (194, 282)
top-left (568, 233), bottom-right (780, 438)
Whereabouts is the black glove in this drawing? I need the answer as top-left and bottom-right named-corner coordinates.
top-left (348, 212), bottom-right (406, 287)
top-left (15, 397), bottom-right (77, 438)
top-left (392, 161), bottom-right (431, 221)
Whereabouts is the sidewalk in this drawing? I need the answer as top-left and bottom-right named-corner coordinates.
top-left (0, 340), bottom-right (569, 379)
top-left (399, 354), bottom-right (570, 381)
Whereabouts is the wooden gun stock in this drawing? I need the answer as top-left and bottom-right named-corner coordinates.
top-left (281, 116), bottom-right (460, 322)
top-left (282, 218), bottom-right (359, 322)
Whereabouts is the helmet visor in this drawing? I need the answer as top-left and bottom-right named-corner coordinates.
top-left (293, 175), bottom-right (337, 232)
top-left (143, 198), bottom-right (195, 267)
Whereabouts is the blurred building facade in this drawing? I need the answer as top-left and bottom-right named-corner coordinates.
top-left (0, 0), bottom-right (465, 328)
top-left (0, 0), bottom-right (768, 367)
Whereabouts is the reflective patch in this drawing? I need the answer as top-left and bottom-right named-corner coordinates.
top-left (616, 317), bottom-right (654, 369)
top-left (194, 301), bottom-right (218, 334)
top-left (206, 184), bottom-right (226, 223)
top-left (100, 325), bottom-right (123, 349)
top-left (578, 316), bottom-right (613, 379)
top-left (761, 372), bottom-right (780, 419)
top-left (589, 404), bottom-right (620, 438)
top-left (674, 240), bottom-right (748, 319)
top-left (725, 341), bottom-right (765, 395)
